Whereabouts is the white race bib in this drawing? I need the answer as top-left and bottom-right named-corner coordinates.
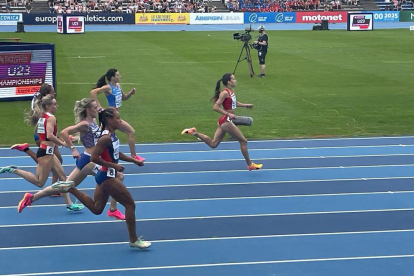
top-left (115, 94), bottom-right (122, 108)
top-left (107, 167), bottom-right (116, 178)
top-left (37, 118), bottom-right (46, 134)
top-left (46, 146), bottom-right (54, 155)
top-left (112, 139), bottom-right (119, 160)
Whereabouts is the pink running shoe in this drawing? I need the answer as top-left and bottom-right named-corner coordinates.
top-left (18, 193), bottom-right (33, 213)
top-left (10, 143), bottom-right (29, 152)
top-left (107, 209), bottom-right (125, 220)
top-left (134, 155), bottom-right (146, 162)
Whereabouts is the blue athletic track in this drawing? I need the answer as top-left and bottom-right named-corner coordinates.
top-left (1, 136), bottom-right (414, 276)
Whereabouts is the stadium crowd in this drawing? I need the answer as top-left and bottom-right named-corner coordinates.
top-left (46, 0), bottom-right (216, 13)
top-left (225, 0), bottom-right (359, 12)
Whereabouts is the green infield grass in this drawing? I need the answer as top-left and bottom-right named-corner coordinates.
top-left (0, 29), bottom-right (413, 145)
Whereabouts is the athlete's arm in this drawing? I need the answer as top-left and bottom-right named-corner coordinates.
top-left (91, 134), bottom-right (124, 172)
top-left (236, 101), bottom-right (253, 108)
top-left (121, 87), bottom-right (135, 101)
top-left (46, 116), bottom-right (65, 147)
top-left (119, 152), bottom-right (144, 166)
top-left (90, 85), bottom-right (111, 109)
top-left (60, 121), bottom-right (89, 158)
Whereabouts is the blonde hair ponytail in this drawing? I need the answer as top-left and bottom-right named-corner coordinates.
top-left (25, 94), bottom-right (55, 126)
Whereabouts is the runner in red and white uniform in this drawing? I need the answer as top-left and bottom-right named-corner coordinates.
top-left (0, 95), bottom-right (74, 189)
top-left (182, 73), bottom-right (263, 171)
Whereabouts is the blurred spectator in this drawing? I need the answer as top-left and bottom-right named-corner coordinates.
top-left (25, 0), bottom-right (32, 12)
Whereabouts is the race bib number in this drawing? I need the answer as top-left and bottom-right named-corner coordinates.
top-left (37, 118), bottom-right (46, 134)
top-left (107, 167), bottom-right (116, 178)
top-left (46, 146), bottom-right (54, 155)
top-left (112, 139), bottom-right (119, 160)
top-left (91, 124), bottom-right (101, 145)
top-left (92, 164), bottom-right (101, 175)
top-left (115, 94), bottom-right (122, 108)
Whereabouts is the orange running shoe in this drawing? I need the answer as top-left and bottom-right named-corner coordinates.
top-left (247, 163), bottom-right (263, 171)
top-left (10, 143), bottom-right (29, 152)
top-left (181, 127), bottom-right (197, 135)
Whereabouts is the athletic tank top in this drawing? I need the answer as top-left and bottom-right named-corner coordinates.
top-left (80, 119), bottom-right (101, 148)
top-left (36, 112), bottom-right (57, 142)
top-left (221, 88), bottom-right (237, 110)
top-left (106, 83), bottom-right (122, 108)
top-left (100, 130), bottom-right (119, 171)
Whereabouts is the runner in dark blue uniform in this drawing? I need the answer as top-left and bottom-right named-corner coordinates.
top-left (53, 108), bottom-right (150, 249)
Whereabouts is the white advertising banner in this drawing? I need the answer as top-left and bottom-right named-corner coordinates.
top-left (0, 14), bottom-right (23, 26)
top-left (190, 13), bottom-right (244, 25)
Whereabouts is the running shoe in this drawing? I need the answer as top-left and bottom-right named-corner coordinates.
top-left (108, 209), bottom-right (125, 220)
top-left (0, 165), bottom-right (17, 174)
top-left (134, 155), bottom-right (146, 162)
top-left (67, 202), bottom-right (84, 212)
top-left (247, 163), bottom-right (263, 171)
top-left (181, 127), bottom-right (197, 135)
top-left (10, 143), bottom-right (29, 152)
top-left (51, 180), bottom-right (76, 192)
top-left (129, 237), bottom-right (151, 249)
top-left (17, 193), bottom-right (33, 213)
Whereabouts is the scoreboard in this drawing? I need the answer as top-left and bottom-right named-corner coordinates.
top-left (347, 13), bottom-right (374, 31)
top-left (0, 42), bottom-right (56, 101)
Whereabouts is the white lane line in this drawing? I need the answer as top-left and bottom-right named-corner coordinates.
top-left (2, 254), bottom-right (414, 275)
top-left (2, 153), bottom-right (414, 166)
top-left (1, 190), bottom-right (414, 209)
top-left (1, 175), bottom-right (413, 194)
top-left (1, 163), bottom-right (414, 181)
top-left (1, 136), bottom-right (414, 150)
top-left (1, 208), bottom-right (413, 228)
top-left (1, 228), bottom-right (414, 251)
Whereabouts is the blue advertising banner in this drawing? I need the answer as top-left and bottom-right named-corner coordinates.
top-left (244, 12), bottom-right (296, 24)
top-left (368, 11), bottom-right (399, 22)
top-left (23, 13), bottom-right (135, 25)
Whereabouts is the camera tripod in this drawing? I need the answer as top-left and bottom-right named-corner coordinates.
top-left (233, 41), bottom-right (255, 77)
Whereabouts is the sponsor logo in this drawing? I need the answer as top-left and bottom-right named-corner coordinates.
top-left (297, 12), bottom-right (347, 23)
top-left (249, 13), bottom-right (258, 23)
top-left (275, 13), bottom-right (284, 23)
top-left (29, 14), bottom-right (127, 25)
top-left (195, 15), bottom-right (241, 21)
top-left (302, 14), bottom-right (342, 21)
top-left (0, 15), bottom-right (20, 21)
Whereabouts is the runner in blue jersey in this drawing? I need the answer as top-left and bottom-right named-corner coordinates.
top-left (90, 69), bottom-right (145, 162)
top-left (53, 107), bottom-right (150, 249)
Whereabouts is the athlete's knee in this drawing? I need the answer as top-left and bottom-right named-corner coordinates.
top-left (91, 206), bottom-right (105, 215)
top-left (124, 201), bottom-right (136, 211)
top-left (239, 139), bottom-right (248, 147)
top-left (210, 141), bottom-right (220, 149)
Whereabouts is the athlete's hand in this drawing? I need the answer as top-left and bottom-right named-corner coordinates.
top-left (227, 113), bottom-right (236, 120)
top-left (114, 164), bottom-right (125, 172)
top-left (245, 104), bottom-right (253, 109)
top-left (130, 88), bottom-right (136, 95)
top-left (71, 148), bottom-right (80, 159)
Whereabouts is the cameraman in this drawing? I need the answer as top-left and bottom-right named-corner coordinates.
top-left (254, 26), bottom-right (268, 78)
